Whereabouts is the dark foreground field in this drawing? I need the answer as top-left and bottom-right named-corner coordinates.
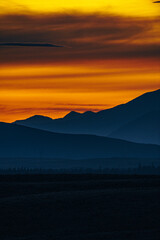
top-left (0, 174), bottom-right (160, 240)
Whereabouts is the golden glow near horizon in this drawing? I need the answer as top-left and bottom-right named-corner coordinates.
top-left (0, 60), bottom-right (159, 122)
top-left (0, 0), bottom-right (159, 16)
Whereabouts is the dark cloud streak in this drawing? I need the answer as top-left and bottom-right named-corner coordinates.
top-left (0, 42), bottom-right (63, 47)
top-left (0, 13), bottom-right (159, 64)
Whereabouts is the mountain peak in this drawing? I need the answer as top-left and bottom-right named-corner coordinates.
top-left (29, 115), bottom-right (53, 120)
top-left (64, 111), bottom-right (81, 119)
top-left (64, 110), bottom-right (96, 120)
top-left (13, 115), bottom-right (53, 124)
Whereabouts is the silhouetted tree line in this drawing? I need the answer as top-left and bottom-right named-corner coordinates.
top-left (0, 165), bottom-right (160, 175)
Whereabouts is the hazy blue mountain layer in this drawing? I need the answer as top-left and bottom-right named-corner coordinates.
top-left (0, 122), bottom-right (160, 159)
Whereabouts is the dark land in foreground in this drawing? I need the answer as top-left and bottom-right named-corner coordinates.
top-left (0, 174), bottom-right (160, 240)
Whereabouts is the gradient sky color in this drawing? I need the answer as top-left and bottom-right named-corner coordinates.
top-left (0, 0), bottom-right (160, 122)
top-left (0, 0), bottom-right (159, 16)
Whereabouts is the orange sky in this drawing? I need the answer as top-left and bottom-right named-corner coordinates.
top-left (0, 1), bottom-right (160, 122)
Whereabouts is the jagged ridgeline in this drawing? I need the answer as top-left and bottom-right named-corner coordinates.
top-left (13, 89), bottom-right (160, 145)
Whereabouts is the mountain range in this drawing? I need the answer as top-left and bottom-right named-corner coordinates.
top-left (14, 89), bottom-right (160, 145)
top-left (0, 122), bottom-right (159, 160)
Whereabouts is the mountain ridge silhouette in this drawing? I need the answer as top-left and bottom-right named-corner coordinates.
top-left (13, 89), bottom-right (160, 144)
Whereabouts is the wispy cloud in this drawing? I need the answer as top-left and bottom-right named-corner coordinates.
top-left (0, 13), bottom-right (159, 64)
top-left (0, 42), bottom-right (63, 47)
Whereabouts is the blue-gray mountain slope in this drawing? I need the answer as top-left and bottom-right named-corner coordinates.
top-left (0, 122), bottom-right (160, 159)
top-left (109, 111), bottom-right (160, 145)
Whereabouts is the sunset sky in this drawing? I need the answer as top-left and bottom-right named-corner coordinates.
top-left (0, 0), bottom-right (160, 122)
